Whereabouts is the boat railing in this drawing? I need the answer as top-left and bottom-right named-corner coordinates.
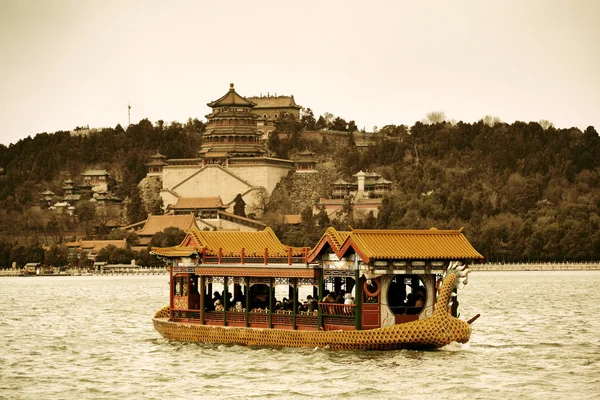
top-left (170, 308), bottom-right (319, 329)
top-left (318, 302), bottom-right (356, 316)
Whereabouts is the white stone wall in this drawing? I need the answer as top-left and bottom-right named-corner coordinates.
top-left (162, 166), bottom-right (202, 191)
top-left (229, 164), bottom-right (291, 194)
top-left (160, 162), bottom-right (293, 216)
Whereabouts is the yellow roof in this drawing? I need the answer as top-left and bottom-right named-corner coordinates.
top-left (347, 229), bottom-right (484, 260)
top-left (151, 247), bottom-right (198, 257)
top-left (151, 227), bottom-right (305, 258)
top-left (189, 227), bottom-right (303, 257)
top-left (308, 227), bottom-right (483, 263)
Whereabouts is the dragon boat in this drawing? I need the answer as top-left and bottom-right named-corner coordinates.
top-left (151, 226), bottom-right (483, 350)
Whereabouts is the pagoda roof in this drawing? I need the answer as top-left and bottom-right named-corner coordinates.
top-left (42, 189), bottom-right (54, 195)
top-left (207, 83), bottom-right (255, 108)
top-left (146, 159), bottom-right (168, 166)
top-left (150, 150), bottom-right (166, 159)
top-left (247, 95), bottom-right (301, 109)
top-left (307, 227), bottom-right (484, 264)
top-left (171, 197), bottom-right (226, 210)
top-left (374, 177), bottom-right (392, 184)
top-left (151, 227), bottom-right (305, 258)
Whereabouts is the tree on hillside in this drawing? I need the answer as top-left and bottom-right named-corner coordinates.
top-left (45, 245), bottom-right (68, 267)
top-left (301, 108), bottom-right (316, 130)
top-left (149, 227), bottom-right (186, 248)
top-left (105, 229), bottom-right (140, 246)
top-left (126, 187), bottom-right (147, 224)
top-left (77, 201), bottom-right (97, 238)
top-left (423, 111), bottom-right (447, 124)
top-left (233, 193), bottom-right (246, 217)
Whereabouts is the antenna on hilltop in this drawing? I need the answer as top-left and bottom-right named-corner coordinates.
top-left (128, 103), bottom-right (131, 126)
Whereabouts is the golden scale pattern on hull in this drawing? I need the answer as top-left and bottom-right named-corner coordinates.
top-left (153, 274), bottom-right (471, 350)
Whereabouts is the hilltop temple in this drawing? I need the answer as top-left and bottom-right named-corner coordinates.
top-left (155, 84), bottom-right (295, 227)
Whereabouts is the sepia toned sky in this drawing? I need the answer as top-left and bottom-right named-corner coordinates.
top-left (0, 0), bottom-right (598, 146)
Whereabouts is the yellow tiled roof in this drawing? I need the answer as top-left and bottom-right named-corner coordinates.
top-left (189, 227), bottom-right (304, 257)
top-left (349, 229), bottom-right (484, 260)
top-left (151, 246), bottom-right (199, 257)
top-left (308, 227), bottom-right (483, 262)
top-left (151, 227), bottom-right (305, 259)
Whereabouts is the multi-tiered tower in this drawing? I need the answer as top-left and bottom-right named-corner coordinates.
top-left (200, 83), bottom-right (265, 163)
top-left (158, 84), bottom-right (294, 218)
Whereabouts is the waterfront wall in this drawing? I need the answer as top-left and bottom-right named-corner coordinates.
top-left (0, 267), bottom-right (168, 277)
top-left (471, 262), bottom-right (600, 271)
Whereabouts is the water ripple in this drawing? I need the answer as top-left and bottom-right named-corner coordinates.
top-left (1, 272), bottom-right (599, 399)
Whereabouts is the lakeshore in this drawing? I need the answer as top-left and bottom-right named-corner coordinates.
top-left (471, 261), bottom-right (600, 271)
top-left (0, 266), bottom-right (168, 277)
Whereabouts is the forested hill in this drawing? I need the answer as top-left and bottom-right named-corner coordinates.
top-left (271, 119), bottom-right (600, 262)
top-left (0, 118), bottom-right (204, 203)
top-left (0, 116), bottom-right (599, 262)
top-left (365, 122), bottom-right (600, 262)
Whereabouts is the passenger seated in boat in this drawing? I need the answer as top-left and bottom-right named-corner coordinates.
top-left (235, 301), bottom-right (243, 311)
top-left (344, 293), bottom-right (353, 305)
top-left (415, 294), bottom-right (425, 308)
top-left (232, 286), bottom-right (245, 306)
top-left (305, 295), bottom-right (317, 312)
top-left (323, 293), bottom-right (336, 303)
top-left (414, 287), bottom-right (426, 311)
top-left (214, 299), bottom-right (224, 311)
top-left (210, 292), bottom-right (222, 310)
top-left (282, 297), bottom-right (291, 310)
top-left (406, 293), bottom-right (416, 307)
top-left (335, 290), bottom-right (345, 304)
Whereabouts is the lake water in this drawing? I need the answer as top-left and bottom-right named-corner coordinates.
top-left (1, 272), bottom-right (599, 399)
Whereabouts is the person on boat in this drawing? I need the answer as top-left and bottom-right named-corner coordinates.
top-left (211, 291), bottom-right (222, 309)
top-left (344, 293), bottom-right (353, 305)
top-left (324, 293), bottom-right (336, 303)
top-left (406, 293), bottom-right (416, 307)
top-left (306, 295), bottom-right (317, 312)
top-left (415, 294), bottom-right (425, 309)
top-left (335, 290), bottom-right (346, 304)
top-left (232, 286), bottom-right (244, 305)
top-left (414, 287), bottom-right (426, 310)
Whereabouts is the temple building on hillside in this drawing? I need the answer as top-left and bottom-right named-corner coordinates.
top-left (146, 151), bottom-right (168, 176)
top-left (156, 84), bottom-right (295, 220)
top-left (293, 149), bottom-right (318, 173)
top-left (246, 93), bottom-right (302, 138)
top-left (316, 170), bottom-right (392, 220)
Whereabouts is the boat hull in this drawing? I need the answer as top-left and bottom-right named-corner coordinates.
top-left (152, 306), bottom-right (471, 350)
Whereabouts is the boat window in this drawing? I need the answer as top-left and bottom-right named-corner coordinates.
top-left (204, 278), bottom-right (224, 312)
top-left (173, 276), bottom-right (188, 296)
top-left (228, 281), bottom-right (246, 312)
top-left (387, 275), bottom-right (426, 316)
top-left (323, 276), bottom-right (356, 304)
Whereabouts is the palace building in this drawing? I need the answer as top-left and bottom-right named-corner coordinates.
top-left (157, 84), bottom-right (295, 222)
top-left (246, 94), bottom-right (302, 138)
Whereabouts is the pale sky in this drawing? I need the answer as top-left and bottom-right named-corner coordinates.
top-left (1, 0), bottom-right (599, 146)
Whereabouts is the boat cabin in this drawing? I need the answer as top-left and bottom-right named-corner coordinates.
top-left (151, 226), bottom-right (483, 332)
